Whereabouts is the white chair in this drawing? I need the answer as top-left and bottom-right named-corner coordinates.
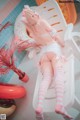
top-left (32, 0), bottom-right (80, 118)
top-left (64, 23), bottom-right (80, 60)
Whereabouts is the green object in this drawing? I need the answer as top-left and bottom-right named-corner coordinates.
top-left (0, 99), bottom-right (16, 108)
top-left (75, 2), bottom-right (80, 13)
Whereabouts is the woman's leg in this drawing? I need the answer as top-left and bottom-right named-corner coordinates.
top-left (36, 54), bottom-right (53, 114)
top-left (52, 57), bottom-right (73, 119)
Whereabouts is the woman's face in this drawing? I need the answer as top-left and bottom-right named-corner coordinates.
top-left (25, 9), bottom-right (39, 25)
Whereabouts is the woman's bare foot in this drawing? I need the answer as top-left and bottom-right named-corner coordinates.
top-left (55, 105), bottom-right (73, 119)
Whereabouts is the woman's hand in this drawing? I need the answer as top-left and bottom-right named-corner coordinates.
top-left (55, 35), bottom-right (65, 48)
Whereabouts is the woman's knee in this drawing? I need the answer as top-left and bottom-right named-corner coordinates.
top-left (39, 54), bottom-right (49, 68)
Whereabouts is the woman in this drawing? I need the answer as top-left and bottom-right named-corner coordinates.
top-left (16, 6), bottom-right (72, 119)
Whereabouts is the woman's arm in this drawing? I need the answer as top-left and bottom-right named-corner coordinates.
top-left (54, 34), bottom-right (65, 47)
top-left (17, 40), bottom-right (39, 52)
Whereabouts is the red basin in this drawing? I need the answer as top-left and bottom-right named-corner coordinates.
top-left (0, 83), bottom-right (26, 99)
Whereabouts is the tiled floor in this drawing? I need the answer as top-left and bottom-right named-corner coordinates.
top-left (8, 12), bottom-right (80, 120)
top-left (0, 0), bottom-right (36, 83)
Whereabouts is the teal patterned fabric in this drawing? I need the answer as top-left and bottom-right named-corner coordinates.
top-left (0, 0), bottom-right (37, 82)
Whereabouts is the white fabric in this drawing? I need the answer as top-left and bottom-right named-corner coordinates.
top-left (39, 42), bottom-right (62, 57)
top-left (34, 42), bottom-right (62, 65)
